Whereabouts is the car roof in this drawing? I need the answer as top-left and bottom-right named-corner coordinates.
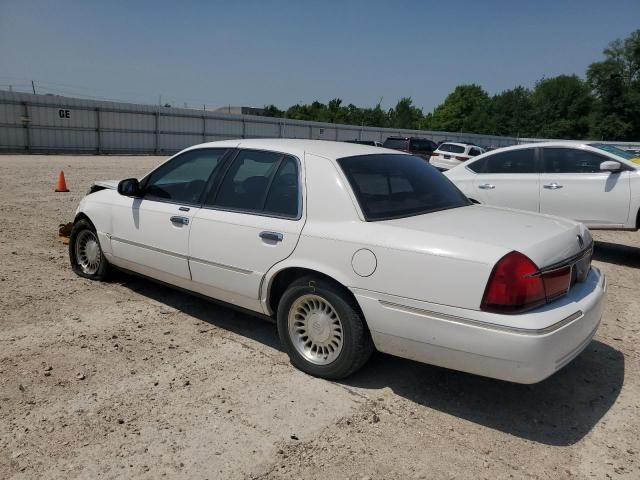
top-left (446, 140), bottom-right (640, 173)
top-left (438, 142), bottom-right (478, 148)
top-left (385, 136), bottom-right (432, 140)
top-left (482, 140), bottom-right (589, 152)
top-left (181, 138), bottom-right (405, 161)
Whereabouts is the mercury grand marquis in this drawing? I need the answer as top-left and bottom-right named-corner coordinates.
top-left (69, 139), bottom-right (606, 383)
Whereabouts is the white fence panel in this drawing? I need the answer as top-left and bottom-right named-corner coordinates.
top-left (1, 90), bottom-right (639, 154)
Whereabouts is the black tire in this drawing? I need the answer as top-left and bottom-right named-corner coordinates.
top-left (277, 276), bottom-right (374, 379)
top-left (69, 218), bottom-right (109, 280)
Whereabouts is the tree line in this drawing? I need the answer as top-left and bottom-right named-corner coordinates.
top-left (260, 30), bottom-right (640, 141)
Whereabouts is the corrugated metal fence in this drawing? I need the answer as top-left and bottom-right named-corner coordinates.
top-left (1, 90), bottom-right (638, 154)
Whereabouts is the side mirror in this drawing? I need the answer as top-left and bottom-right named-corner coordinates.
top-left (117, 178), bottom-right (142, 197)
top-left (600, 161), bottom-right (621, 173)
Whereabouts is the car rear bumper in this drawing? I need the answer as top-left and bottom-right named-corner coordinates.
top-left (352, 267), bottom-right (606, 384)
top-left (429, 157), bottom-right (462, 171)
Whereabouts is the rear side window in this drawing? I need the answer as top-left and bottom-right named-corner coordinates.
top-left (144, 148), bottom-right (227, 204)
top-left (207, 150), bottom-right (300, 218)
top-left (338, 154), bottom-right (470, 221)
top-left (410, 139), bottom-right (437, 152)
top-left (469, 148), bottom-right (536, 174)
top-left (264, 157), bottom-right (300, 217)
top-left (383, 138), bottom-right (408, 150)
top-left (543, 148), bottom-right (609, 173)
top-left (439, 143), bottom-right (466, 154)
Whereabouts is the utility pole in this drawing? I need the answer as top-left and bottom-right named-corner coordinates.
top-left (31, 80), bottom-right (36, 94)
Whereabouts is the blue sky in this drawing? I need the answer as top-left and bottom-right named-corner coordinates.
top-left (1, 1), bottom-right (639, 112)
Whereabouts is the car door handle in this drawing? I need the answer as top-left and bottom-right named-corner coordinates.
top-left (259, 231), bottom-right (283, 242)
top-left (170, 215), bottom-right (189, 225)
top-left (543, 183), bottom-right (563, 190)
top-left (478, 184), bottom-right (495, 190)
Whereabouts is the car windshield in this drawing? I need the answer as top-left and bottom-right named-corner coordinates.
top-left (590, 143), bottom-right (637, 160)
top-left (338, 154), bottom-right (470, 221)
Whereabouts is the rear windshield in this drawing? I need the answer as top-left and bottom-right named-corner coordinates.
top-left (338, 154), bottom-right (470, 221)
top-left (410, 139), bottom-right (436, 152)
top-left (438, 143), bottom-right (466, 154)
top-left (589, 143), bottom-right (637, 160)
top-left (383, 138), bottom-right (408, 150)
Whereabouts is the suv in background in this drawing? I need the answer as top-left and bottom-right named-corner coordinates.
top-left (430, 142), bottom-right (485, 171)
top-left (383, 136), bottom-right (437, 160)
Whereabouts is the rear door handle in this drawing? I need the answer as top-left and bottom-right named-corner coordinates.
top-left (543, 183), bottom-right (563, 190)
top-left (170, 215), bottom-right (189, 225)
top-left (259, 231), bottom-right (283, 242)
top-left (478, 184), bottom-right (495, 190)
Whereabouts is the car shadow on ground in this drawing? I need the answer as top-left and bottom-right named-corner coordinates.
top-left (594, 241), bottom-right (640, 268)
top-left (342, 341), bottom-right (624, 447)
top-left (113, 271), bottom-right (624, 448)
top-left (113, 271), bottom-right (282, 351)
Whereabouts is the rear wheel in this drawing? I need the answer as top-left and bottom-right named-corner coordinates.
top-left (69, 219), bottom-right (109, 280)
top-left (277, 276), bottom-right (373, 379)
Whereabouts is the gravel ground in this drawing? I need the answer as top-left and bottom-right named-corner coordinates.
top-left (0, 154), bottom-right (639, 480)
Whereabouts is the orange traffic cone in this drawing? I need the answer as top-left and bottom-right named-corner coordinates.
top-left (55, 170), bottom-right (69, 192)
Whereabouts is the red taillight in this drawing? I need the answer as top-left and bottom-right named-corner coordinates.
top-left (481, 251), bottom-right (545, 313)
top-left (482, 252), bottom-right (574, 313)
top-left (455, 155), bottom-right (469, 161)
top-left (431, 152), bottom-right (439, 157)
top-left (541, 266), bottom-right (571, 301)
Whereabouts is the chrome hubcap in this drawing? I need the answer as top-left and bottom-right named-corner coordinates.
top-left (288, 294), bottom-right (343, 365)
top-left (75, 230), bottom-right (101, 275)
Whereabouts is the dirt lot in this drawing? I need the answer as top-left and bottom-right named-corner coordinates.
top-left (0, 154), bottom-right (639, 479)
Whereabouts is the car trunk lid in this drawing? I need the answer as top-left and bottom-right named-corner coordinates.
top-left (383, 204), bottom-right (591, 269)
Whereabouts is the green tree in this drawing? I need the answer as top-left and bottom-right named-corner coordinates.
top-left (530, 75), bottom-right (592, 139)
top-left (261, 104), bottom-right (284, 117)
top-left (427, 84), bottom-right (493, 134)
top-left (587, 29), bottom-right (640, 140)
top-left (490, 86), bottom-right (534, 137)
top-left (388, 97), bottom-right (423, 129)
top-left (362, 104), bottom-right (390, 128)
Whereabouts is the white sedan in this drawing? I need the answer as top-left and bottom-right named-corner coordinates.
top-left (445, 141), bottom-right (640, 230)
top-left (70, 139), bottom-right (606, 383)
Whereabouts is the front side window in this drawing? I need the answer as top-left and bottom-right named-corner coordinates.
top-left (144, 148), bottom-right (227, 204)
top-left (207, 149), bottom-right (300, 218)
top-left (543, 148), bottom-right (609, 173)
top-left (338, 154), bottom-right (470, 221)
top-left (469, 148), bottom-right (536, 174)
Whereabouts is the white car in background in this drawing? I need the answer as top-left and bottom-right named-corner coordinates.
top-left (430, 142), bottom-right (485, 171)
top-left (445, 141), bottom-right (640, 230)
top-left (70, 139), bottom-right (605, 383)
